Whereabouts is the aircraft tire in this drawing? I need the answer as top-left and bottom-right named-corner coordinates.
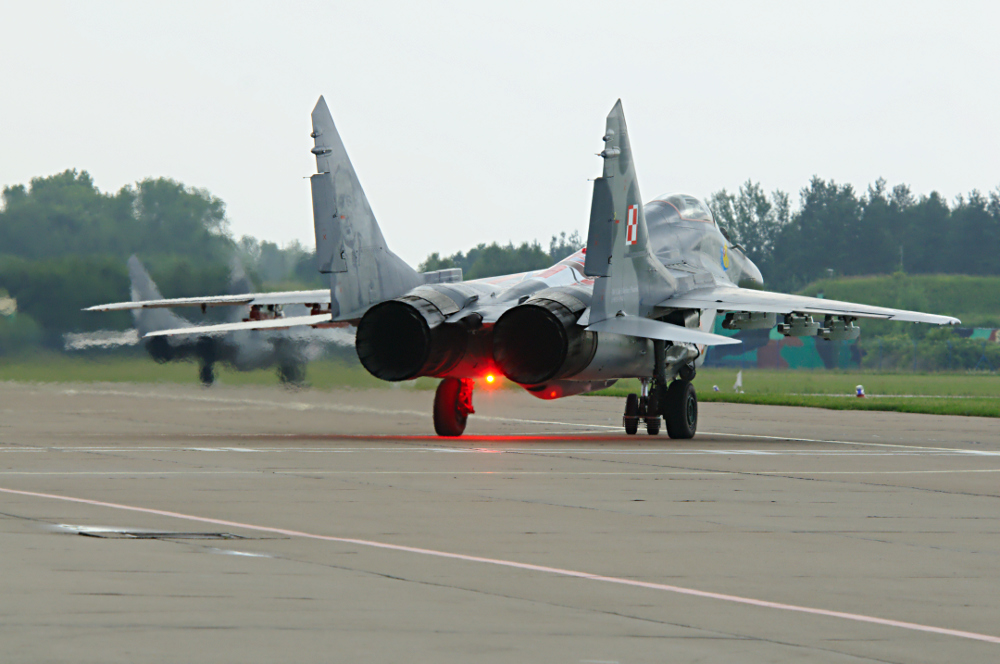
top-left (645, 415), bottom-right (660, 436)
top-left (623, 394), bottom-right (639, 435)
top-left (664, 380), bottom-right (697, 439)
top-left (199, 362), bottom-right (215, 387)
top-left (433, 377), bottom-right (468, 437)
top-left (278, 362), bottom-right (306, 385)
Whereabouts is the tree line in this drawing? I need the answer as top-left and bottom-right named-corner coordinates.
top-left (0, 170), bottom-right (315, 349)
top-left (711, 178), bottom-right (1000, 291)
top-left (418, 232), bottom-right (584, 279)
top-left (2, 167), bottom-right (998, 354)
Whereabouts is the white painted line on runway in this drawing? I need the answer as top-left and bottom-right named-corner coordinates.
top-left (1, 469), bottom-right (999, 477)
top-left (1, 446), bottom-right (995, 457)
top-left (702, 431), bottom-right (1000, 456)
top-left (3, 485), bottom-right (999, 646)
top-left (211, 549), bottom-right (272, 558)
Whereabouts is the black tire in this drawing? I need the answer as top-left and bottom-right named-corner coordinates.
top-left (278, 362), bottom-right (306, 385)
top-left (434, 378), bottom-right (468, 437)
top-left (199, 362), bottom-right (215, 386)
top-left (664, 380), bottom-right (697, 439)
top-left (679, 363), bottom-right (696, 382)
top-left (645, 414), bottom-right (660, 435)
top-left (624, 393), bottom-right (639, 435)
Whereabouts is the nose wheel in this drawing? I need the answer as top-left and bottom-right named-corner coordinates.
top-left (434, 377), bottom-right (475, 437)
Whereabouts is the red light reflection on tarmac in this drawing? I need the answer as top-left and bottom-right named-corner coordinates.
top-left (149, 433), bottom-right (641, 444)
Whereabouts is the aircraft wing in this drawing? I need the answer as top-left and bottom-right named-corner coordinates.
top-left (661, 286), bottom-right (961, 325)
top-left (143, 313), bottom-right (334, 338)
top-left (85, 289), bottom-right (331, 312)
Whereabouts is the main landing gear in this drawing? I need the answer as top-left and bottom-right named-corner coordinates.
top-left (623, 382), bottom-right (662, 435)
top-left (434, 377), bottom-right (475, 437)
top-left (624, 340), bottom-right (698, 439)
top-left (622, 377), bottom-right (697, 439)
top-left (196, 337), bottom-right (216, 387)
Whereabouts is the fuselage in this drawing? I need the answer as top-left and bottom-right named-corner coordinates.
top-left (354, 194), bottom-right (763, 396)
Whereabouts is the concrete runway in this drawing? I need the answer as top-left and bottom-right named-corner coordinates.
top-left (1, 381), bottom-right (999, 663)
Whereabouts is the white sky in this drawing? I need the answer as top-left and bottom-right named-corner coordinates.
top-left (2, 1), bottom-right (998, 266)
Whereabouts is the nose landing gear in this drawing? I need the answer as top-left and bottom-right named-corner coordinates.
top-left (434, 377), bottom-right (475, 437)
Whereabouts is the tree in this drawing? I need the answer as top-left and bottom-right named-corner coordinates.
top-left (769, 177), bottom-right (862, 289)
top-left (708, 181), bottom-right (789, 277)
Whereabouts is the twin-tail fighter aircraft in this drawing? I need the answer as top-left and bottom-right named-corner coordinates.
top-left (87, 97), bottom-right (960, 438)
top-left (125, 255), bottom-right (344, 385)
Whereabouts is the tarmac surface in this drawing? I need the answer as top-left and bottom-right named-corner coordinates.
top-left (1, 380), bottom-right (999, 663)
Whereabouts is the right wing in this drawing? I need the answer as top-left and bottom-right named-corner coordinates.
top-left (85, 289), bottom-right (331, 312)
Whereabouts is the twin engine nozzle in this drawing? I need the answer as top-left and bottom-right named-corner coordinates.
top-left (355, 289), bottom-right (602, 385)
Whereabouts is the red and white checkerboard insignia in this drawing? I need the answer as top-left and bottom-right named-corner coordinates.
top-left (625, 205), bottom-right (639, 245)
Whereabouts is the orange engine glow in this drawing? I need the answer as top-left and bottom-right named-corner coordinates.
top-left (485, 374), bottom-right (495, 384)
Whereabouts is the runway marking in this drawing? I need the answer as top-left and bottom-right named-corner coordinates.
top-left (0, 469), bottom-right (998, 477)
top-left (2, 485), bottom-right (999, 645)
top-left (2, 445), bottom-right (998, 457)
top-left (703, 431), bottom-right (1000, 455)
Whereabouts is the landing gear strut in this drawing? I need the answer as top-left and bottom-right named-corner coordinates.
top-left (434, 377), bottom-right (475, 437)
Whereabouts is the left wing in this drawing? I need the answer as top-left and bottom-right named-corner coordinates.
top-left (661, 285), bottom-right (960, 325)
top-left (85, 289), bottom-right (331, 312)
top-left (143, 314), bottom-right (335, 338)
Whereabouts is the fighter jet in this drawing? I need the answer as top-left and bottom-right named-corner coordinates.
top-left (123, 255), bottom-right (345, 385)
top-left (87, 97), bottom-right (959, 437)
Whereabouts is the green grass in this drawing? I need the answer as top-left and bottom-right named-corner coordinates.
top-left (696, 393), bottom-right (1000, 418)
top-left (0, 352), bottom-right (397, 390)
top-left (2, 354), bottom-right (997, 417)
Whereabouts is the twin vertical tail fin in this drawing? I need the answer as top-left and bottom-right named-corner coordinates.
top-left (126, 256), bottom-right (193, 337)
top-left (583, 100), bottom-right (661, 324)
top-left (310, 96), bottom-right (421, 320)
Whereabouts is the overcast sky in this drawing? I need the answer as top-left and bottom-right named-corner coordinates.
top-left (2, 2), bottom-right (998, 266)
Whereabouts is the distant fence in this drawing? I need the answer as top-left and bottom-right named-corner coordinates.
top-left (704, 323), bottom-right (999, 372)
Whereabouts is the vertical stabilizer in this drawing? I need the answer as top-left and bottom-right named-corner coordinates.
top-left (584, 101), bottom-right (674, 324)
top-left (127, 256), bottom-right (193, 337)
top-left (310, 97), bottom-right (422, 320)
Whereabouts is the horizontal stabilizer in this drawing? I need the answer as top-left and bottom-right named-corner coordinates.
top-left (144, 314), bottom-right (334, 338)
top-left (86, 289), bottom-right (330, 312)
top-left (586, 315), bottom-right (741, 346)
